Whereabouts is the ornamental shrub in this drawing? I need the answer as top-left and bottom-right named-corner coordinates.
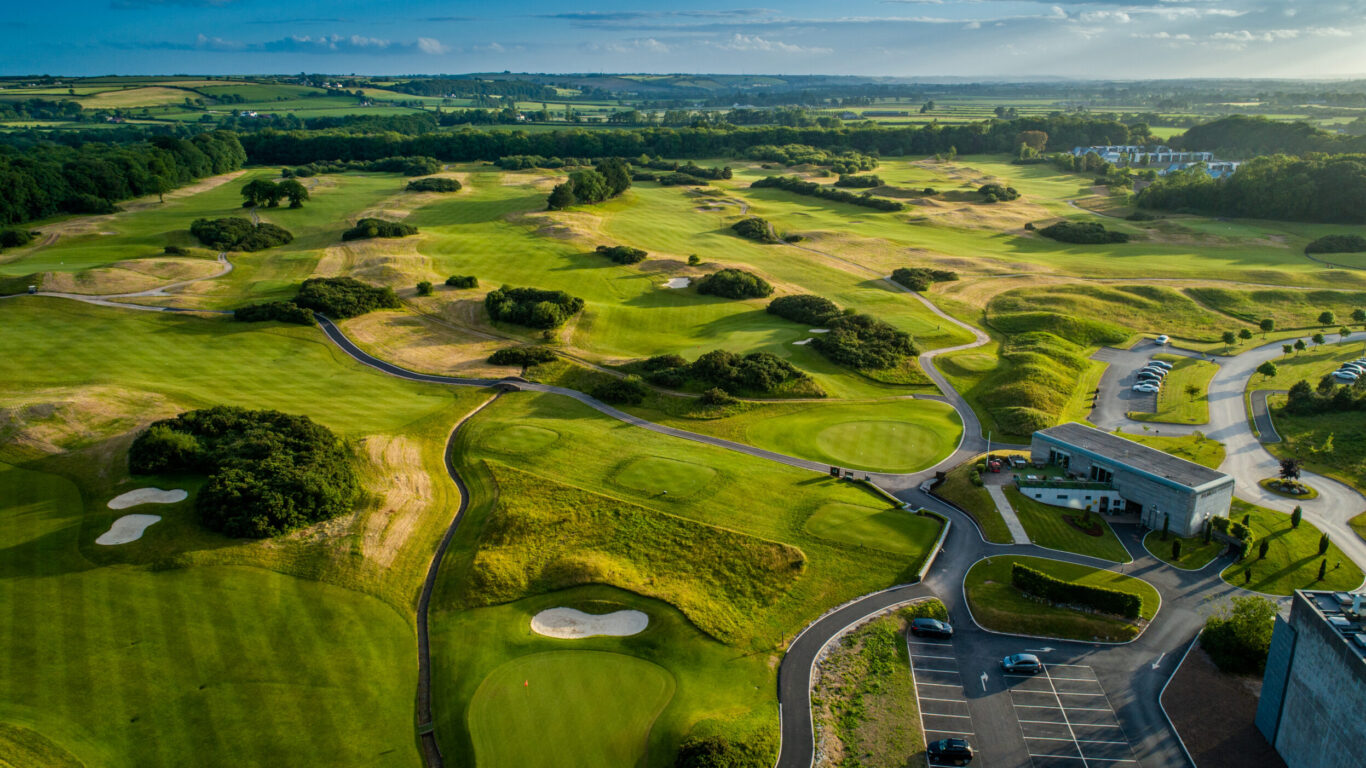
top-left (1011, 563), bottom-right (1142, 618)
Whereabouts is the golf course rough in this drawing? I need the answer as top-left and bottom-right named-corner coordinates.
top-left (469, 651), bottom-right (675, 768)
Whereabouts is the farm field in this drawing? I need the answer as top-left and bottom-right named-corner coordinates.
top-left (964, 555), bottom-right (1160, 642)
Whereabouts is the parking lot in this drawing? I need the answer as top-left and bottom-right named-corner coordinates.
top-left (906, 637), bottom-right (978, 766)
top-left (1005, 664), bottom-right (1139, 768)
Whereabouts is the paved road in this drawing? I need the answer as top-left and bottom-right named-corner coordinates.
top-left (1090, 340), bottom-right (1210, 435)
top-left (1249, 389), bottom-right (1286, 443)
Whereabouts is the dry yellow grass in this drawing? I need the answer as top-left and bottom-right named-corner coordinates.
top-left (338, 308), bottom-right (518, 378)
top-left (40, 257), bottom-right (223, 295)
top-left (313, 236), bottom-right (437, 287)
top-left (0, 386), bottom-right (179, 463)
top-left (359, 435), bottom-right (431, 567)
top-left (83, 86), bottom-right (199, 108)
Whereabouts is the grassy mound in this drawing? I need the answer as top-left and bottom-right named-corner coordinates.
top-left (965, 555), bottom-right (1159, 642)
top-left (951, 331), bottom-right (1095, 436)
top-left (612, 456), bottom-right (717, 498)
top-left (461, 463), bottom-right (806, 643)
top-left (1185, 287), bottom-right (1366, 330)
top-left (481, 425), bottom-right (560, 455)
top-left (991, 284), bottom-right (1229, 342)
top-left (469, 651), bottom-right (675, 768)
top-left (803, 503), bottom-right (941, 555)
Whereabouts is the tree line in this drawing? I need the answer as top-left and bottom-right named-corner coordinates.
top-left (0, 130), bottom-right (245, 226)
top-left (1136, 154), bottom-right (1366, 224)
top-left (750, 176), bottom-right (905, 212)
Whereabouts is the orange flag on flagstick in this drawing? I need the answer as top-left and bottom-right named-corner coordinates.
top-left (524, 680), bottom-right (529, 688)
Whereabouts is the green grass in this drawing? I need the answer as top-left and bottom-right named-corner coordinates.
top-left (964, 555), bottom-right (1160, 642)
top-left (1222, 500), bottom-right (1365, 595)
top-left (0, 464), bottom-right (421, 768)
top-left (1006, 487), bottom-right (1131, 562)
top-left (1258, 477), bottom-right (1319, 500)
top-left (803, 503), bottom-right (942, 555)
top-left (933, 458), bottom-right (1013, 544)
top-left (1184, 286), bottom-right (1366, 331)
top-left (1264, 397), bottom-right (1366, 495)
top-left (1248, 343), bottom-right (1366, 392)
top-left (1129, 355), bottom-right (1218, 425)
top-left (612, 456), bottom-right (718, 498)
top-left (1116, 431), bottom-right (1227, 468)
top-left (1142, 530), bottom-right (1226, 569)
top-left (740, 400), bottom-right (961, 472)
top-left (990, 283), bottom-right (1239, 344)
top-left (468, 650), bottom-right (675, 768)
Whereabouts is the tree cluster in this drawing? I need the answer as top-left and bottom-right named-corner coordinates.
top-left (232, 300), bottom-right (315, 325)
top-left (1011, 563), bottom-right (1142, 619)
top-left (241, 178), bottom-right (309, 209)
top-left (978, 183), bottom-right (1020, 203)
top-left (1175, 114), bottom-right (1366, 157)
top-left (546, 158), bottom-right (631, 210)
top-left (406, 177), bottom-right (461, 193)
top-left (890, 267), bottom-right (959, 292)
top-left (341, 218), bottom-right (418, 241)
top-left (641, 350), bottom-right (810, 395)
top-left (695, 269), bottom-right (774, 299)
top-left (833, 174), bottom-right (883, 188)
top-left (294, 276), bottom-right (401, 319)
top-left (811, 313), bottom-right (917, 370)
top-left (283, 155), bottom-right (442, 178)
top-left (488, 347), bottom-right (557, 366)
top-left (591, 376), bottom-right (650, 405)
top-left (445, 274), bottom-right (478, 289)
top-left (484, 285), bottom-right (585, 329)
top-left (1284, 377), bottom-right (1366, 415)
top-left (495, 155), bottom-right (594, 170)
top-left (1305, 234), bottom-right (1366, 255)
top-left (744, 144), bottom-right (878, 173)
top-left (766, 294), bottom-right (841, 325)
top-left (1036, 221), bottom-right (1130, 244)
top-left (1201, 595), bottom-right (1277, 674)
top-left (128, 405), bottom-right (358, 539)
top-left (595, 244), bottom-right (648, 264)
top-left (0, 130), bottom-right (245, 227)
top-left (1136, 154), bottom-right (1366, 224)
top-left (731, 217), bottom-right (780, 244)
top-left (190, 217), bottom-right (294, 251)
top-left (633, 159), bottom-right (731, 179)
top-left (0, 229), bottom-right (36, 250)
top-left (750, 175), bottom-right (905, 211)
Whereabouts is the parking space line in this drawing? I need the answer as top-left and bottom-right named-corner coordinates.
top-left (920, 696), bottom-right (968, 703)
top-left (1024, 736), bottom-right (1130, 746)
top-left (914, 667), bottom-right (962, 674)
top-left (911, 653), bottom-right (957, 660)
top-left (907, 634), bottom-right (977, 760)
top-left (918, 682), bottom-right (964, 688)
top-left (925, 729), bottom-right (975, 736)
top-left (926, 712), bottom-right (972, 719)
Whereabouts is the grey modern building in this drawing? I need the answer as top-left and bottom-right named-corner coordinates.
top-left (1028, 423), bottom-right (1234, 537)
top-left (1256, 590), bottom-right (1366, 768)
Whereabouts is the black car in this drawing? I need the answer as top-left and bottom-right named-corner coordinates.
top-left (927, 737), bottom-right (974, 765)
top-left (910, 617), bottom-right (954, 639)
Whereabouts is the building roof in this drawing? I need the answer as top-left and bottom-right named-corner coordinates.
top-left (1299, 590), bottom-right (1366, 662)
top-left (1034, 422), bottom-right (1230, 490)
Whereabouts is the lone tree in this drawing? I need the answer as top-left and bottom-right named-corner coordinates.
top-left (546, 183), bottom-right (576, 210)
top-left (1291, 506), bottom-right (1302, 528)
top-left (416, 281), bottom-right (433, 296)
top-left (1319, 533), bottom-right (1331, 556)
top-left (1239, 328), bottom-right (1254, 341)
top-left (1294, 339), bottom-right (1307, 354)
top-left (1202, 595), bottom-right (1276, 673)
top-left (1355, 308), bottom-right (1366, 323)
top-left (1312, 333), bottom-right (1326, 345)
top-left (1280, 457), bottom-right (1302, 481)
top-left (1260, 318), bottom-right (1275, 337)
top-left (1319, 310), bottom-right (1336, 326)
top-left (1282, 343), bottom-right (1294, 356)
top-left (1185, 383), bottom-right (1200, 401)
top-left (1172, 539), bottom-right (1182, 561)
top-left (1222, 330), bottom-right (1237, 350)
top-left (1257, 361), bottom-right (1278, 381)
top-left (1161, 514), bottom-right (1170, 541)
top-left (1259, 539), bottom-right (1270, 560)
top-left (1341, 326), bottom-right (1353, 343)
top-left (1318, 559), bottom-right (1328, 581)
top-left (277, 179), bottom-right (309, 209)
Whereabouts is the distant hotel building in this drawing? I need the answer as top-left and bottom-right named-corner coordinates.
top-left (1070, 145), bottom-right (1241, 179)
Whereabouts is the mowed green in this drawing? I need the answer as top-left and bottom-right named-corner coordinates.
top-left (739, 400), bottom-right (962, 473)
top-left (804, 503), bottom-right (942, 555)
top-left (0, 464), bottom-right (418, 768)
top-left (469, 651), bottom-right (675, 768)
top-left (964, 555), bottom-right (1160, 642)
top-left (1006, 487), bottom-right (1132, 563)
top-left (613, 456), bottom-right (717, 497)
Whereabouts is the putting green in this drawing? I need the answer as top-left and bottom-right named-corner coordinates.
top-left (745, 401), bottom-right (962, 473)
top-left (804, 503), bottom-right (942, 555)
top-left (482, 425), bottom-right (561, 455)
top-left (611, 456), bottom-right (717, 498)
top-left (469, 651), bottom-right (674, 768)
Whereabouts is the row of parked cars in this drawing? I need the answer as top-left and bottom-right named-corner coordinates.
top-left (1131, 358), bottom-right (1174, 394)
top-left (1333, 359), bottom-right (1366, 383)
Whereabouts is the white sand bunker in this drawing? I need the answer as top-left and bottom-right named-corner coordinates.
top-left (663, 277), bottom-right (692, 289)
top-left (96, 514), bottom-right (162, 545)
top-left (531, 607), bottom-right (649, 639)
top-left (809, 328), bottom-right (830, 333)
top-left (107, 488), bottom-right (187, 509)
top-left (793, 338), bottom-right (814, 346)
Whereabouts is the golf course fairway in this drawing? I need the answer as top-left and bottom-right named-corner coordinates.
top-left (469, 651), bottom-right (675, 768)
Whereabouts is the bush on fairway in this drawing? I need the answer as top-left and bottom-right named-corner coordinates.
top-left (406, 177), bottom-right (462, 192)
top-left (488, 346), bottom-right (557, 367)
top-left (1012, 563), bottom-right (1142, 618)
top-left (341, 217), bottom-right (418, 241)
top-left (766, 294), bottom-right (840, 325)
top-left (811, 314), bottom-right (917, 371)
top-left (461, 464), bottom-right (805, 642)
top-left (890, 267), bottom-right (959, 292)
top-left (595, 244), bottom-right (648, 265)
top-left (643, 349), bottom-right (816, 396)
top-left (0, 228), bottom-right (36, 249)
top-left (233, 300), bottom-right (315, 325)
top-left (485, 285), bottom-right (585, 329)
top-left (731, 217), bottom-right (780, 244)
top-left (1037, 221), bottom-right (1130, 244)
top-left (695, 269), bottom-right (773, 300)
top-left (189, 217), bottom-right (294, 251)
top-left (294, 277), bottom-right (400, 319)
top-left (749, 175), bottom-right (905, 212)
top-left (129, 405), bottom-right (359, 538)
top-left (446, 274), bottom-right (478, 289)
top-left (591, 376), bottom-right (650, 405)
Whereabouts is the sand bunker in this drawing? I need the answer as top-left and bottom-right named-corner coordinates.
top-left (793, 338), bottom-right (814, 346)
top-left (96, 514), bottom-right (162, 545)
top-left (809, 328), bottom-right (830, 333)
top-left (530, 607), bottom-right (649, 639)
top-left (108, 488), bottom-right (188, 509)
top-left (663, 277), bottom-right (692, 289)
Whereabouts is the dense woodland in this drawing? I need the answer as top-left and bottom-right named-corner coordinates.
top-left (1137, 154), bottom-right (1366, 224)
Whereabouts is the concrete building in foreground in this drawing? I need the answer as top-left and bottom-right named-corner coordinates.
top-left (1026, 422), bottom-right (1234, 537)
top-left (1256, 590), bottom-right (1366, 768)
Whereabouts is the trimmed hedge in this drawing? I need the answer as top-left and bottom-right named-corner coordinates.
top-left (233, 300), bottom-right (315, 325)
top-left (1011, 563), bottom-right (1142, 619)
top-left (488, 347), bottom-right (557, 366)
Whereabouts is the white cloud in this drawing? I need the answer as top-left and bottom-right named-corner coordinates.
top-left (1079, 10), bottom-right (1130, 23)
top-left (586, 37), bottom-right (671, 54)
top-left (709, 33), bottom-right (831, 54)
top-left (963, 20), bottom-right (981, 30)
top-left (416, 37), bottom-right (447, 55)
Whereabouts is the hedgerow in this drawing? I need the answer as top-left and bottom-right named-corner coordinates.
top-left (750, 175), bottom-right (905, 211)
top-left (595, 244), bottom-right (648, 264)
top-left (341, 218), bottom-right (418, 241)
top-left (1011, 563), bottom-right (1141, 619)
top-left (484, 285), bottom-right (585, 329)
top-left (294, 277), bottom-right (400, 318)
top-left (232, 300), bottom-right (315, 325)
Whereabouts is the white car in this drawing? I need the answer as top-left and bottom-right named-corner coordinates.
top-left (1334, 370), bottom-right (1360, 382)
top-left (1154, 335), bottom-right (1170, 345)
top-left (1133, 383), bottom-right (1161, 393)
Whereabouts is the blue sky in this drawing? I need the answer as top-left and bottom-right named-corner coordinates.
top-left (5, 0), bottom-right (1364, 79)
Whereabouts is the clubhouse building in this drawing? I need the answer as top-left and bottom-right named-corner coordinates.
top-left (1024, 422), bottom-right (1234, 537)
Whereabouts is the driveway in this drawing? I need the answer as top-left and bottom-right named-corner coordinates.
top-left (1090, 340), bottom-right (1208, 435)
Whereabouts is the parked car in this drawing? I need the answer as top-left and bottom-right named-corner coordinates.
top-left (1339, 363), bottom-right (1365, 375)
top-left (1139, 367), bottom-right (1168, 378)
top-left (1147, 359), bottom-right (1173, 370)
top-left (1002, 653), bottom-right (1043, 674)
top-left (1133, 383), bottom-right (1161, 393)
top-left (1010, 456), bottom-right (1029, 469)
top-left (1136, 373), bottom-right (1163, 384)
top-left (1334, 370), bottom-right (1360, 382)
top-left (1155, 335), bottom-right (1170, 345)
top-left (927, 737), bottom-right (974, 765)
top-left (911, 618), bottom-right (954, 639)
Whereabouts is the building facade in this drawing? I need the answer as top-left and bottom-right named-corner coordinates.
top-left (1028, 423), bottom-right (1234, 537)
top-left (1256, 590), bottom-right (1366, 768)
